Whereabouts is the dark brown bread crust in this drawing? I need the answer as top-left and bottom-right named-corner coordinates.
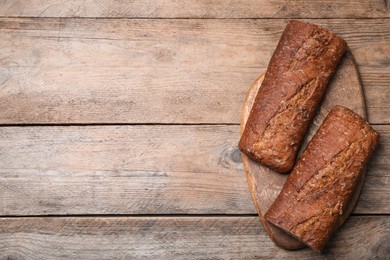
top-left (264, 106), bottom-right (380, 252)
top-left (239, 20), bottom-right (347, 173)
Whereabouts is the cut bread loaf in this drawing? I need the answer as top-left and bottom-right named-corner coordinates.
top-left (265, 106), bottom-right (380, 252)
top-left (239, 20), bottom-right (347, 173)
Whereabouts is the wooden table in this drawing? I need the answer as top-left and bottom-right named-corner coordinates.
top-left (0, 1), bottom-right (389, 259)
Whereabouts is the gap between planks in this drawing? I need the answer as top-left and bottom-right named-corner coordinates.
top-left (0, 123), bottom-right (240, 127)
top-left (0, 123), bottom-right (388, 127)
top-left (0, 213), bottom-right (258, 218)
top-left (0, 0), bottom-right (388, 19)
top-left (0, 17), bottom-right (390, 20)
top-left (0, 213), bottom-right (388, 219)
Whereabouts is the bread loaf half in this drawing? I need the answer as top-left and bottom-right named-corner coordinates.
top-left (265, 106), bottom-right (380, 252)
top-left (239, 20), bottom-right (347, 173)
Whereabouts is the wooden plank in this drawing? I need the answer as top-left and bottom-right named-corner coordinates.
top-left (0, 0), bottom-right (388, 18)
top-left (0, 18), bottom-right (389, 124)
top-left (0, 216), bottom-right (388, 259)
top-left (0, 125), bottom-right (252, 215)
top-left (0, 125), bottom-right (388, 215)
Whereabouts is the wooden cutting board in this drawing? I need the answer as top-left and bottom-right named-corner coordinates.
top-left (240, 50), bottom-right (366, 250)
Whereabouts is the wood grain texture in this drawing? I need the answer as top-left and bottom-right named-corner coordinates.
top-left (0, 125), bottom-right (388, 215)
top-left (0, 2), bottom-right (388, 258)
top-left (0, 18), bottom-right (389, 124)
top-left (0, 216), bottom-right (388, 259)
top-left (0, 0), bottom-right (388, 18)
top-left (0, 125), bottom-right (250, 215)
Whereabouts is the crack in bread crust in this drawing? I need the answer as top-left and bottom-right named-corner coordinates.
top-left (287, 28), bottom-right (333, 72)
top-left (296, 128), bottom-right (368, 195)
top-left (285, 130), bottom-right (369, 237)
top-left (253, 76), bottom-right (318, 167)
top-left (273, 131), bottom-right (367, 231)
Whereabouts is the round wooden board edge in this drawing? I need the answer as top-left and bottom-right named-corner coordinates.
top-left (239, 50), bottom-right (367, 251)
